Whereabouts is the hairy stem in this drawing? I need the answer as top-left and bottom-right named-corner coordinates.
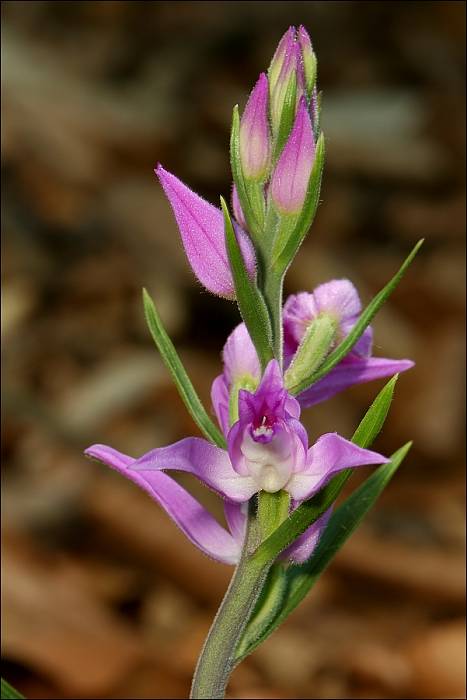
top-left (190, 509), bottom-right (271, 699)
top-left (262, 268), bottom-right (284, 368)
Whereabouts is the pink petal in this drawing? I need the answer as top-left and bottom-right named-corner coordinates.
top-left (283, 291), bottom-right (319, 347)
top-left (282, 507), bottom-right (332, 564)
top-left (287, 433), bottom-right (388, 501)
top-left (312, 279), bottom-right (362, 320)
top-left (131, 437), bottom-right (257, 503)
top-left (222, 322), bottom-right (261, 386)
top-left (85, 445), bottom-right (241, 564)
top-left (211, 373), bottom-right (231, 438)
top-left (232, 184), bottom-right (247, 229)
top-left (283, 280), bottom-right (363, 349)
top-left (298, 357), bottom-right (414, 407)
top-left (224, 501), bottom-right (247, 545)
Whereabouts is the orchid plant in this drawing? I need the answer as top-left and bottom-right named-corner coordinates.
top-left (85, 26), bottom-right (421, 699)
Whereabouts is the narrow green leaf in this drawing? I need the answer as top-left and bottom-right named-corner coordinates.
top-left (272, 132), bottom-right (325, 272)
top-left (142, 289), bottom-right (226, 448)
top-left (252, 374), bottom-right (399, 565)
top-left (352, 373), bottom-right (399, 449)
top-left (222, 197), bottom-right (274, 370)
top-left (235, 563), bottom-right (288, 659)
top-left (289, 239), bottom-right (424, 395)
top-left (1, 679), bottom-right (25, 699)
top-left (236, 442), bottom-right (411, 660)
top-left (274, 443), bottom-right (411, 623)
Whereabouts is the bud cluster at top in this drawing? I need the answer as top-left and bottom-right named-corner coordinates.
top-left (237, 25), bottom-right (320, 216)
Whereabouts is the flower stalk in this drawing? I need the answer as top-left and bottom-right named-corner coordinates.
top-left (190, 503), bottom-right (270, 699)
top-left (191, 489), bottom-right (290, 699)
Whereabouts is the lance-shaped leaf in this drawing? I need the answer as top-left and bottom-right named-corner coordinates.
top-left (252, 373), bottom-right (399, 565)
top-left (236, 440), bottom-right (412, 661)
top-left (1, 679), bottom-right (24, 699)
top-left (142, 289), bottom-right (226, 448)
top-left (289, 239), bottom-right (424, 396)
top-left (222, 198), bottom-right (274, 370)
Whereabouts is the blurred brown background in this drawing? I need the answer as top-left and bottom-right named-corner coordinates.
top-left (1, 2), bottom-right (466, 698)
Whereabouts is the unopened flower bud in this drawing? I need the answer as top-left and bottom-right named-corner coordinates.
top-left (239, 73), bottom-right (271, 180)
top-left (270, 98), bottom-right (315, 215)
top-left (156, 165), bottom-right (256, 298)
top-left (284, 314), bottom-right (338, 391)
top-left (268, 26), bottom-right (319, 138)
top-left (297, 25), bottom-right (317, 95)
top-left (270, 41), bottom-right (299, 135)
top-left (268, 27), bottom-right (295, 96)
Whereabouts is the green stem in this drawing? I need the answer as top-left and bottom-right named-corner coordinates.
top-left (262, 269), bottom-right (284, 367)
top-left (190, 505), bottom-right (271, 699)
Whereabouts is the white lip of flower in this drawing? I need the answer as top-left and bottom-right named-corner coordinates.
top-left (240, 429), bottom-right (293, 493)
top-left (252, 425), bottom-right (274, 439)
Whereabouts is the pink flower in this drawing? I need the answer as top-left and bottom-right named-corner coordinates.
top-left (86, 361), bottom-right (387, 564)
top-left (213, 279), bottom-right (414, 413)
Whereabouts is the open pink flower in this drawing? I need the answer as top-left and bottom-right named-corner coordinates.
top-left (86, 361), bottom-right (387, 565)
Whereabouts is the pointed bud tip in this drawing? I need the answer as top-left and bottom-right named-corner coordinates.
top-left (298, 25), bottom-right (312, 45)
top-left (156, 167), bottom-right (247, 298)
top-left (154, 163), bottom-right (168, 180)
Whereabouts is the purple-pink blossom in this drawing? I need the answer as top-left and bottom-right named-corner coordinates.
top-left (156, 165), bottom-right (256, 298)
top-left (86, 358), bottom-right (388, 565)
